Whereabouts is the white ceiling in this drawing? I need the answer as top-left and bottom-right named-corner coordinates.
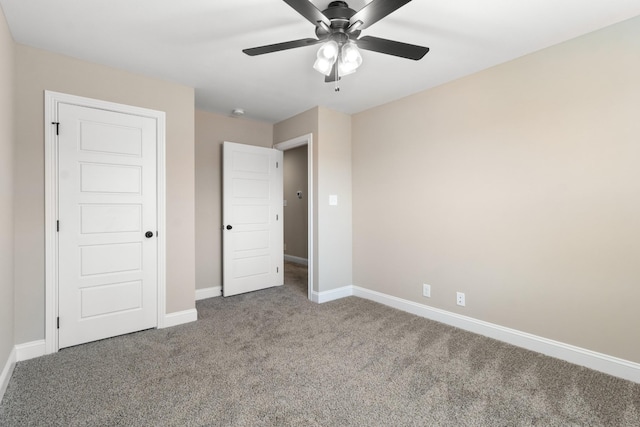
top-left (2, 0), bottom-right (639, 123)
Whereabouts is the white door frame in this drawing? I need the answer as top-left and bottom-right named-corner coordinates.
top-left (274, 134), bottom-right (314, 301)
top-left (44, 91), bottom-right (167, 354)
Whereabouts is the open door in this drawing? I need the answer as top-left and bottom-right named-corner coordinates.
top-left (222, 141), bottom-right (283, 296)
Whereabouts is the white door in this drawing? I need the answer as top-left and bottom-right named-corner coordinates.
top-left (222, 142), bottom-right (283, 296)
top-left (57, 103), bottom-right (158, 349)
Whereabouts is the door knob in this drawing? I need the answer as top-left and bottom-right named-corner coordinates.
top-left (226, 225), bottom-right (233, 230)
top-left (145, 231), bottom-right (154, 238)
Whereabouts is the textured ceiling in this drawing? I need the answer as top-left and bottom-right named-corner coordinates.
top-left (2, 0), bottom-right (639, 122)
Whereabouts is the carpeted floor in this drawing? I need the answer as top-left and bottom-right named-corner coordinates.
top-left (1, 261), bottom-right (639, 426)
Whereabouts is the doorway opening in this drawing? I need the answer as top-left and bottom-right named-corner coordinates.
top-left (274, 134), bottom-right (313, 301)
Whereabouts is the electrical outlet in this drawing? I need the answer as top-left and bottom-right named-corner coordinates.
top-left (456, 292), bottom-right (465, 306)
top-left (422, 284), bottom-right (431, 298)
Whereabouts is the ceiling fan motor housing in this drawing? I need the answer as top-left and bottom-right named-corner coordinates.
top-left (316, 1), bottom-right (361, 42)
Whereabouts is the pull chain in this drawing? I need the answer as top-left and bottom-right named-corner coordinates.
top-left (334, 50), bottom-right (340, 92)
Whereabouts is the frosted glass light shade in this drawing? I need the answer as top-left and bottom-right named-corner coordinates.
top-left (338, 41), bottom-right (362, 76)
top-left (313, 57), bottom-right (335, 76)
top-left (313, 40), bottom-right (339, 76)
top-left (342, 41), bottom-right (361, 64)
top-left (318, 40), bottom-right (339, 60)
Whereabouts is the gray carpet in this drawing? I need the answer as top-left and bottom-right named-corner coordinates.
top-left (1, 262), bottom-right (639, 426)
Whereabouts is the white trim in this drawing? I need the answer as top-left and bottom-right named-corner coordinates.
top-left (15, 340), bottom-right (46, 362)
top-left (312, 285), bottom-right (353, 304)
top-left (274, 134), bottom-right (314, 302)
top-left (195, 286), bottom-right (222, 301)
top-left (44, 91), bottom-right (58, 354)
top-left (274, 134), bottom-right (310, 151)
top-left (351, 286), bottom-right (640, 383)
top-left (0, 348), bottom-right (16, 403)
top-left (44, 91), bottom-right (167, 352)
top-left (162, 309), bottom-right (198, 328)
top-left (284, 255), bottom-right (308, 266)
top-left (155, 107), bottom-right (167, 328)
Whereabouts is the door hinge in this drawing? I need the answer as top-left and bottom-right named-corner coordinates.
top-left (51, 122), bottom-right (60, 135)
top-left (277, 266), bottom-right (279, 273)
top-left (57, 220), bottom-right (59, 232)
top-left (57, 317), bottom-right (60, 329)
top-left (276, 214), bottom-right (279, 221)
top-left (276, 161), bottom-right (279, 168)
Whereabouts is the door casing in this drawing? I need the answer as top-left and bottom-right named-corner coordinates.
top-left (274, 134), bottom-right (314, 301)
top-left (44, 91), bottom-right (167, 354)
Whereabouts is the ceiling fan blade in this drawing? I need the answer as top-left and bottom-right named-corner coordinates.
top-left (349, 0), bottom-right (412, 30)
top-left (243, 38), bottom-right (321, 56)
top-left (325, 63), bottom-right (340, 83)
top-left (357, 35), bottom-right (429, 60)
top-left (283, 0), bottom-right (331, 28)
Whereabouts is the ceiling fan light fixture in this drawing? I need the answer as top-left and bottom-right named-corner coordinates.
top-left (338, 41), bottom-right (362, 75)
top-left (317, 40), bottom-right (339, 60)
top-left (313, 40), bottom-right (339, 75)
top-left (342, 41), bottom-right (361, 64)
top-left (313, 57), bottom-right (335, 76)
top-left (337, 60), bottom-right (356, 76)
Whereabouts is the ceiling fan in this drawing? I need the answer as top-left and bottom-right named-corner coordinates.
top-left (243, 0), bottom-right (429, 86)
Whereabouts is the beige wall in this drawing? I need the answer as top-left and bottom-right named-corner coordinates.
top-left (194, 109), bottom-right (273, 290)
top-left (283, 145), bottom-right (308, 259)
top-left (317, 107), bottom-right (352, 291)
top-left (274, 108), bottom-right (320, 290)
top-left (352, 16), bottom-right (640, 363)
top-left (274, 107), bottom-right (353, 292)
top-left (14, 45), bottom-right (195, 344)
top-left (0, 5), bottom-right (15, 374)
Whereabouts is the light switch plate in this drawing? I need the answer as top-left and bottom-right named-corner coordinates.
top-left (329, 195), bottom-right (338, 206)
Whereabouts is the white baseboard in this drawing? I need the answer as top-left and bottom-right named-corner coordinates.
top-left (284, 255), bottom-right (308, 266)
top-left (1, 340), bottom-right (48, 403)
top-left (162, 308), bottom-right (198, 328)
top-left (195, 286), bottom-right (221, 301)
top-left (349, 286), bottom-right (640, 384)
top-left (0, 347), bottom-right (16, 403)
top-left (15, 340), bottom-right (46, 362)
top-left (312, 285), bottom-right (353, 303)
